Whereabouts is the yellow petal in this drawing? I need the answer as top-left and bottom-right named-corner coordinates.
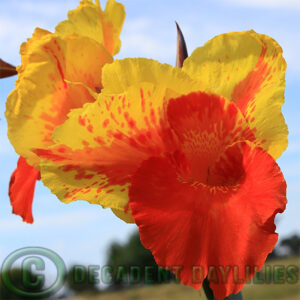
top-left (101, 57), bottom-right (201, 96)
top-left (6, 29), bottom-right (112, 167)
top-left (183, 30), bottom-right (288, 159)
top-left (55, 0), bottom-right (125, 55)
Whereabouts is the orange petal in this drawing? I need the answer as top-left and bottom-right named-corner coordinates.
top-left (9, 157), bottom-right (40, 224)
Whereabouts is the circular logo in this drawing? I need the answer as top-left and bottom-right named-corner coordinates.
top-left (1, 247), bottom-right (66, 298)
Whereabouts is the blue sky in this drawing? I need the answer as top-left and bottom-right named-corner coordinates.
top-left (0, 0), bottom-right (299, 275)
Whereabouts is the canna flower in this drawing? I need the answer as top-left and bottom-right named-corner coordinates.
top-left (5, 0), bottom-right (125, 223)
top-left (33, 30), bottom-right (288, 298)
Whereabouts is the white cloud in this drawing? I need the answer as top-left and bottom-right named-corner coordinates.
top-left (223, 0), bottom-right (300, 10)
top-left (16, 1), bottom-right (73, 17)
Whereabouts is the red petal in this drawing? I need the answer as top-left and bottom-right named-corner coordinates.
top-left (129, 142), bottom-right (286, 300)
top-left (9, 157), bottom-right (40, 223)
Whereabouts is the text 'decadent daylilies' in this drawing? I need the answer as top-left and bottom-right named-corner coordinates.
top-left (5, 0), bottom-right (125, 223)
top-left (33, 30), bottom-right (288, 298)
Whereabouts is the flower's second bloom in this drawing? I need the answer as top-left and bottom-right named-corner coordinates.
top-left (5, 0), bottom-right (125, 223)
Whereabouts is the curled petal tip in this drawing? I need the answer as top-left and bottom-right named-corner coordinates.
top-left (0, 58), bottom-right (17, 78)
top-left (175, 22), bottom-right (188, 68)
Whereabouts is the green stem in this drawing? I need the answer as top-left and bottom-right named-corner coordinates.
top-left (203, 278), bottom-right (216, 299)
top-left (202, 278), bottom-right (243, 300)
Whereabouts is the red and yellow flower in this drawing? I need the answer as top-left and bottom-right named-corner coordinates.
top-left (30, 31), bottom-right (288, 298)
top-left (5, 0), bottom-right (125, 223)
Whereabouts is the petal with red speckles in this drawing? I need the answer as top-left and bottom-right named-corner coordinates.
top-left (34, 82), bottom-right (174, 221)
top-left (32, 57), bottom-right (201, 221)
top-left (183, 30), bottom-right (288, 159)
